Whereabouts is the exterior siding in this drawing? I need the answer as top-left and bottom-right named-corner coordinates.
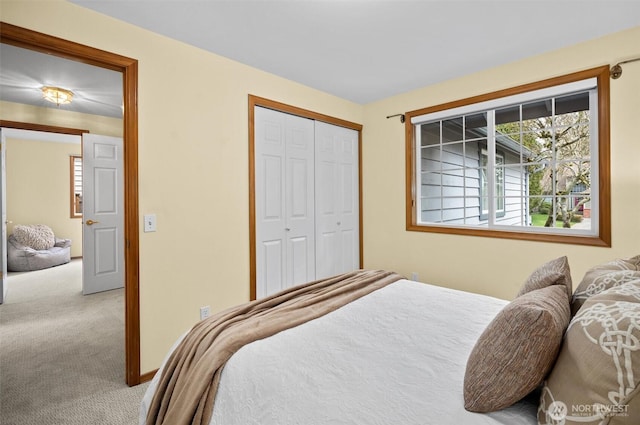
top-left (420, 143), bottom-right (527, 225)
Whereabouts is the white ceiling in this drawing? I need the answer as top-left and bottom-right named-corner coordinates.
top-left (69, 0), bottom-right (640, 104)
top-left (2, 1), bottom-right (640, 117)
top-left (0, 43), bottom-right (123, 118)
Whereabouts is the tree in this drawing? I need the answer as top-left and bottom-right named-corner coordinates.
top-left (496, 110), bottom-right (591, 228)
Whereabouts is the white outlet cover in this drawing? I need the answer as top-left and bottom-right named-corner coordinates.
top-left (200, 305), bottom-right (211, 320)
top-left (143, 214), bottom-right (157, 232)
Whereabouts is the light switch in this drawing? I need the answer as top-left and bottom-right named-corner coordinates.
top-left (144, 214), bottom-right (157, 232)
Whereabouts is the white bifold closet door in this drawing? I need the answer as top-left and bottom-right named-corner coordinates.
top-left (255, 107), bottom-right (316, 298)
top-left (314, 121), bottom-right (359, 280)
top-left (255, 107), bottom-right (359, 298)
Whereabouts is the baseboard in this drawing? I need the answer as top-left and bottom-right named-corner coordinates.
top-left (140, 369), bottom-right (158, 383)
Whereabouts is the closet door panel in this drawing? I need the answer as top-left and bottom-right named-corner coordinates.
top-left (340, 228), bottom-right (357, 274)
top-left (336, 127), bottom-right (359, 275)
top-left (315, 122), bottom-right (359, 278)
top-left (315, 129), bottom-right (339, 280)
top-left (284, 113), bottom-right (315, 289)
top-left (289, 236), bottom-right (311, 286)
top-left (263, 155), bottom-right (283, 219)
top-left (262, 240), bottom-right (284, 297)
top-left (255, 107), bottom-right (287, 297)
top-left (256, 106), bottom-right (315, 297)
top-left (316, 229), bottom-right (338, 279)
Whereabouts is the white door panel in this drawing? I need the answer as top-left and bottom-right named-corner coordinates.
top-left (256, 108), bottom-right (287, 298)
top-left (261, 239), bottom-right (284, 298)
top-left (284, 112), bottom-right (315, 289)
top-left (255, 107), bottom-right (315, 297)
top-left (316, 230), bottom-right (337, 279)
top-left (289, 235), bottom-right (310, 286)
top-left (82, 134), bottom-right (124, 295)
top-left (315, 122), bottom-right (359, 279)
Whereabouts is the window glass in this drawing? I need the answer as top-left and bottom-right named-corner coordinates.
top-left (70, 155), bottom-right (82, 218)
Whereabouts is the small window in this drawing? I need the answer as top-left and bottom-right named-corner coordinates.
top-left (405, 67), bottom-right (610, 246)
top-left (70, 155), bottom-right (82, 218)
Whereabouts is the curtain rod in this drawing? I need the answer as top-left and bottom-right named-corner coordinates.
top-left (386, 113), bottom-right (405, 123)
top-left (610, 57), bottom-right (640, 79)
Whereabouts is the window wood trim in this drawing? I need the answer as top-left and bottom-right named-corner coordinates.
top-left (404, 66), bottom-right (611, 247)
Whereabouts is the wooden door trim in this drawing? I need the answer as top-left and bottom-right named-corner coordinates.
top-left (0, 23), bottom-right (141, 386)
top-left (248, 95), bottom-right (363, 301)
top-left (0, 120), bottom-right (90, 135)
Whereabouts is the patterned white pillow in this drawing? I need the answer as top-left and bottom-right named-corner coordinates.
top-left (538, 281), bottom-right (640, 424)
top-left (571, 255), bottom-right (640, 314)
top-left (12, 224), bottom-right (56, 250)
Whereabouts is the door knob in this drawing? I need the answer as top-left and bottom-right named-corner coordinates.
top-left (85, 219), bottom-right (99, 226)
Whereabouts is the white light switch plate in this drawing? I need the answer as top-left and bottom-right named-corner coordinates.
top-left (143, 214), bottom-right (157, 232)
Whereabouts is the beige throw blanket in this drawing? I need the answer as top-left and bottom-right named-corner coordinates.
top-left (146, 269), bottom-right (403, 425)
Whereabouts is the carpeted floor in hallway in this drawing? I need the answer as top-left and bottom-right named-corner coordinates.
top-left (0, 259), bottom-right (148, 425)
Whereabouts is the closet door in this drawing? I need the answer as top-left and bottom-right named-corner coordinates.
top-left (315, 121), bottom-right (359, 279)
top-left (255, 107), bottom-right (315, 298)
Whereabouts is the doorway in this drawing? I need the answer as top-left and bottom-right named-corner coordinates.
top-left (1, 128), bottom-right (125, 296)
top-left (0, 23), bottom-right (141, 385)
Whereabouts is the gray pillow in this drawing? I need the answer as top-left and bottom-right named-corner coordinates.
top-left (516, 256), bottom-right (572, 300)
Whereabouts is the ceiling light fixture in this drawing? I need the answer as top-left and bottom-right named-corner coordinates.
top-left (41, 86), bottom-right (74, 106)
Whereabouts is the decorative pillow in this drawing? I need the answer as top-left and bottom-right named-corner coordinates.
top-left (516, 256), bottom-right (572, 300)
top-left (11, 224), bottom-right (56, 251)
top-left (571, 255), bottom-right (640, 314)
top-left (538, 281), bottom-right (640, 425)
top-left (464, 284), bottom-right (570, 412)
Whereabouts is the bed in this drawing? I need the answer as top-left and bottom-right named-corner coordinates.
top-left (141, 257), bottom-right (640, 425)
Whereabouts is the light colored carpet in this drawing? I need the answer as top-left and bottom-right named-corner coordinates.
top-left (0, 259), bottom-right (148, 425)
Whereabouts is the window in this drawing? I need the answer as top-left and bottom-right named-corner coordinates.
top-left (405, 67), bottom-right (610, 246)
top-left (70, 155), bottom-right (82, 218)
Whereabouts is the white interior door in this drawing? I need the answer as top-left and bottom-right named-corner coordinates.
top-left (255, 107), bottom-right (315, 298)
top-left (315, 121), bottom-right (359, 279)
top-left (0, 129), bottom-right (7, 304)
top-left (82, 134), bottom-right (124, 295)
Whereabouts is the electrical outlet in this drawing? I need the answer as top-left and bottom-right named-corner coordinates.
top-left (411, 272), bottom-right (419, 281)
top-left (199, 305), bottom-right (211, 320)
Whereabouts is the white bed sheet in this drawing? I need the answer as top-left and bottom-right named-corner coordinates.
top-left (141, 279), bottom-right (537, 425)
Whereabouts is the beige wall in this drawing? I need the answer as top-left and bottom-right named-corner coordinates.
top-left (0, 0), bottom-right (363, 372)
top-left (5, 137), bottom-right (83, 257)
top-left (362, 26), bottom-right (640, 300)
top-left (3, 1), bottom-right (639, 375)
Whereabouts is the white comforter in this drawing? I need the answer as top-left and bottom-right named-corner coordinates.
top-left (141, 279), bottom-right (537, 425)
